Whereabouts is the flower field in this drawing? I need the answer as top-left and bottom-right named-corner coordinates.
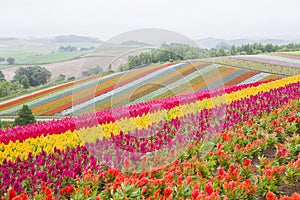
top-left (0, 73), bottom-right (299, 199)
top-left (210, 53), bottom-right (300, 76)
top-left (0, 62), bottom-right (286, 116)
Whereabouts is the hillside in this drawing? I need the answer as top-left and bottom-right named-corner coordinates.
top-left (0, 61), bottom-right (285, 116)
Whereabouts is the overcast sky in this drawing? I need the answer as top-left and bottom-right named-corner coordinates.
top-left (1, 0), bottom-right (300, 40)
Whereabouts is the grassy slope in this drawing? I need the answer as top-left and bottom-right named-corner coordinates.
top-left (0, 42), bottom-right (97, 69)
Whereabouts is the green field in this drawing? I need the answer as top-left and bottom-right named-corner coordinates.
top-left (0, 42), bottom-right (98, 69)
top-left (281, 51), bottom-right (300, 56)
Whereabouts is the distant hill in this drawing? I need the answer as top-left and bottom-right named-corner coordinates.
top-left (55, 34), bottom-right (101, 43)
top-left (196, 38), bottom-right (298, 49)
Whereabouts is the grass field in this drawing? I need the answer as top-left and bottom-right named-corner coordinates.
top-left (0, 42), bottom-right (99, 69)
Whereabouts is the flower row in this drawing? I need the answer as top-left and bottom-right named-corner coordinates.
top-left (1, 75), bottom-right (296, 145)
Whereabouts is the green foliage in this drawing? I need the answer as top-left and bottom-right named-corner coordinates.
top-left (0, 80), bottom-right (22, 98)
top-left (14, 105), bottom-right (36, 126)
top-left (55, 74), bottom-right (66, 82)
top-left (0, 70), bottom-right (5, 81)
top-left (121, 43), bottom-right (202, 71)
top-left (213, 43), bottom-right (300, 57)
top-left (67, 76), bottom-right (76, 81)
top-left (19, 75), bottom-right (30, 89)
top-left (81, 65), bottom-right (103, 77)
top-left (6, 57), bottom-right (15, 65)
top-left (0, 121), bottom-right (14, 129)
top-left (13, 65), bottom-right (51, 87)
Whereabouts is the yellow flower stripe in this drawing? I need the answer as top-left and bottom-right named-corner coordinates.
top-left (0, 131), bottom-right (82, 162)
top-left (1, 75), bottom-right (299, 162)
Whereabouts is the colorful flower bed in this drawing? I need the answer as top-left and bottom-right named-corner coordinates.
top-left (0, 77), bottom-right (300, 199)
top-left (211, 57), bottom-right (300, 76)
top-left (1, 61), bottom-right (284, 116)
top-left (89, 65), bottom-right (278, 113)
top-left (233, 55), bottom-right (300, 68)
top-left (0, 74), bottom-right (299, 199)
top-left (0, 62), bottom-right (176, 116)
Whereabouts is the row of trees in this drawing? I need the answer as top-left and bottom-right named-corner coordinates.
top-left (210, 43), bottom-right (300, 57)
top-left (120, 42), bottom-right (300, 71)
top-left (0, 57), bottom-right (15, 65)
top-left (120, 43), bottom-right (203, 71)
top-left (0, 66), bottom-right (51, 97)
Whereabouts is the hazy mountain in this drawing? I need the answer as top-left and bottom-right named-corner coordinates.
top-left (196, 38), bottom-right (298, 49)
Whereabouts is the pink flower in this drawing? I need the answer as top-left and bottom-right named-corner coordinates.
top-left (277, 148), bottom-right (290, 158)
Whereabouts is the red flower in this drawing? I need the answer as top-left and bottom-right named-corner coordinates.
top-left (8, 188), bottom-right (17, 200)
top-left (205, 182), bottom-right (214, 195)
top-left (11, 192), bottom-right (29, 200)
top-left (164, 187), bottom-right (172, 197)
top-left (142, 186), bottom-right (148, 194)
top-left (270, 120), bottom-right (280, 127)
top-left (60, 185), bottom-right (75, 196)
top-left (191, 189), bottom-right (199, 199)
top-left (177, 174), bottom-right (183, 185)
top-left (274, 127), bottom-right (283, 133)
top-left (266, 191), bottom-right (278, 200)
top-left (242, 159), bottom-right (252, 167)
top-left (83, 185), bottom-right (90, 197)
top-left (277, 148), bottom-right (290, 158)
top-left (288, 116), bottom-right (296, 122)
top-left (186, 176), bottom-right (193, 184)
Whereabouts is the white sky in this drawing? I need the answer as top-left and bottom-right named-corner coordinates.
top-left (0, 0), bottom-right (300, 40)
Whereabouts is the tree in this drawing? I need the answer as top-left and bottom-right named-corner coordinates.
top-left (0, 71), bottom-right (5, 81)
top-left (229, 45), bottom-right (236, 55)
top-left (216, 46), bottom-right (226, 56)
top-left (0, 57), bottom-right (5, 62)
top-left (0, 80), bottom-right (22, 98)
top-left (13, 66), bottom-right (51, 87)
top-left (15, 105), bottom-right (36, 126)
top-left (6, 57), bottom-right (15, 65)
top-left (19, 75), bottom-right (30, 89)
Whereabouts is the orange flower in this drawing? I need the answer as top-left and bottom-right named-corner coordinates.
top-left (266, 191), bottom-right (278, 200)
top-left (83, 185), bottom-right (90, 197)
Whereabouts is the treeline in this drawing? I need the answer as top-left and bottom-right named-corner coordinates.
top-left (120, 43), bottom-right (300, 71)
top-left (210, 43), bottom-right (300, 57)
top-left (120, 43), bottom-right (205, 71)
top-left (0, 66), bottom-right (51, 98)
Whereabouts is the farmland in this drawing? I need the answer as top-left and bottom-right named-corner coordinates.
top-left (0, 42), bottom-right (97, 69)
